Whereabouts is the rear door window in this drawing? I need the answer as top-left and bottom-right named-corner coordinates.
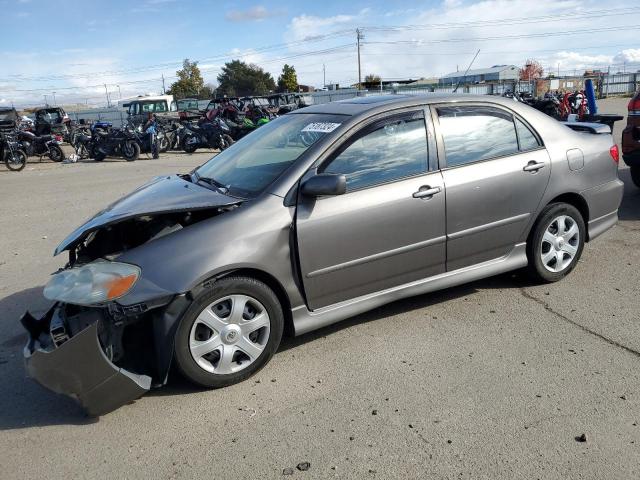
top-left (436, 106), bottom-right (519, 167)
top-left (515, 118), bottom-right (541, 151)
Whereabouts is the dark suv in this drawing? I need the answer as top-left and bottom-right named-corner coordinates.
top-left (622, 89), bottom-right (640, 187)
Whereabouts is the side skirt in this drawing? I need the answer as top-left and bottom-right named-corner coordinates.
top-left (291, 243), bottom-right (528, 336)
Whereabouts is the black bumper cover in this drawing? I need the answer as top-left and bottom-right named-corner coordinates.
top-left (21, 306), bottom-right (151, 417)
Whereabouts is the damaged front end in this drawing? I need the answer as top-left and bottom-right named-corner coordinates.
top-left (22, 305), bottom-right (152, 417)
top-left (21, 174), bottom-right (239, 416)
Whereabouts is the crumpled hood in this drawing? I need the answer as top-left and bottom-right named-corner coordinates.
top-left (54, 174), bottom-right (239, 255)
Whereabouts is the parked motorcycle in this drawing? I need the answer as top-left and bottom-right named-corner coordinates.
top-left (1, 131), bottom-right (27, 171)
top-left (93, 126), bottom-right (140, 162)
top-left (17, 130), bottom-right (64, 162)
top-left (182, 118), bottom-right (234, 153)
top-left (70, 126), bottom-right (95, 159)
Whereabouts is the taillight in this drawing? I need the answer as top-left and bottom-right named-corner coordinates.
top-left (628, 96), bottom-right (640, 116)
top-left (610, 144), bottom-right (619, 164)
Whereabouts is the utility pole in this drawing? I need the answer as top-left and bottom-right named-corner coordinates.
top-left (43, 94), bottom-right (48, 106)
top-left (356, 28), bottom-right (364, 90)
top-left (104, 84), bottom-right (110, 107)
top-left (52, 91), bottom-right (56, 105)
top-left (117, 84), bottom-right (122, 99)
top-left (162, 74), bottom-right (166, 94)
top-left (323, 64), bottom-right (326, 89)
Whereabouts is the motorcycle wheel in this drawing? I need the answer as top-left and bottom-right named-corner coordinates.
top-left (122, 141), bottom-right (140, 162)
top-left (94, 151), bottom-right (106, 162)
top-left (4, 149), bottom-right (27, 172)
top-left (48, 145), bottom-right (64, 162)
top-left (158, 135), bottom-right (169, 153)
top-left (220, 134), bottom-right (235, 151)
top-left (183, 134), bottom-right (199, 154)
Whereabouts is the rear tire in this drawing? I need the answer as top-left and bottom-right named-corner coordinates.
top-left (526, 203), bottom-right (585, 283)
top-left (48, 145), bottom-right (64, 162)
top-left (631, 166), bottom-right (640, 188)
top-left (174, 276), bottom-right (284, 388)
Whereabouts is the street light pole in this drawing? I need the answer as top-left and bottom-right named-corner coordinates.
top-left (356, 28), bottom-right (364, 90)
top-left (52, 91), bottom-right (56, 105)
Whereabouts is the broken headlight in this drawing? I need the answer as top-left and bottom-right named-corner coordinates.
top-left (44, 261), bottom-right (140, 306)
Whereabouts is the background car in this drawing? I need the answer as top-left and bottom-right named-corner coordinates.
top-left (621, 89), bottom-right (640, 187)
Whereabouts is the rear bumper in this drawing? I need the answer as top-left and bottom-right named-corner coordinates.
top-left (581, 179), bottom-right (624, 241)
top-left (21, 305), bottom-right (151, 417)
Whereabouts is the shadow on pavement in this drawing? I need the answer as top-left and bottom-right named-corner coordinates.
top-left (0, 271), bottom-right (529, 424)
top-left (618, 168), bottom-right (640, 222)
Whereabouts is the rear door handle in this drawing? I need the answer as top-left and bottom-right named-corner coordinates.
top-left (523, 161), bottom-right (546, 172)
top-left (412, 185), bottom-right (441, 199)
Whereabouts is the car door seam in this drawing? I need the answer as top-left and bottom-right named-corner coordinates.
top-left (306, 236), bottom-right (447, 278)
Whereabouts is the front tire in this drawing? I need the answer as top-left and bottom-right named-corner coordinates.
top-left (630, 166), bottom-right (640, 188)
top-left (4, 149), bottom-right (27, 171)
top-left (122, 140), bottom-right (140, 161)
top-left (183, 134), bottom-right (198, 153)
top-left (527, 203), bottom-right (585, 283)
top-left (174, 276), bottom-right (284, 388)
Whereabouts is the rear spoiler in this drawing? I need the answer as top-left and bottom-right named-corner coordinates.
top-left (562, 121), bottom-right (611, 134)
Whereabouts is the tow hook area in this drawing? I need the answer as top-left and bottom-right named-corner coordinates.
top-left (21, 306), bottom-right (151, 417)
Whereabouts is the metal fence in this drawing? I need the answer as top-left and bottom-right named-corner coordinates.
top-left (602, 73), bottom-right (639, 96)
top-left (62, 73), bottom-right (637, 126)
top-left (66, 108), bottom-right (128, 128)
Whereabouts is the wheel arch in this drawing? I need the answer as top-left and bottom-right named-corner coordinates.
top-left (543, 192), bottom-right (590, 240)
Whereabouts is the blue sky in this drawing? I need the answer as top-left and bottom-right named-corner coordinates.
top-left (1, 0), bottom-right (638, 107)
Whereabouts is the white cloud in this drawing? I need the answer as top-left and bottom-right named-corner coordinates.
top-left (226, 6), bottom-right (285, 22)
top-left (613, 48), bottom-right (640, 64)
top-left (286, 14), bottom-right (355, 43)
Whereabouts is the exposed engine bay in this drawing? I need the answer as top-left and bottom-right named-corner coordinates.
top-left (68, 206), bottom-right (236, 266)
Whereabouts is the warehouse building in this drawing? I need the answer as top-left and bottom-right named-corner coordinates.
top-left (439, 65), bottom-right (520, 85)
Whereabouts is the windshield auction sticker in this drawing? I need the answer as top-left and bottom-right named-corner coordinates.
top-left (301, 122), bottom-right (341, 133)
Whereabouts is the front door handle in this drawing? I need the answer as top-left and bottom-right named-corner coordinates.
top-left (412, 185), bottom-right (441, 199)
top-left (523, 161), bottom-right (546, 172)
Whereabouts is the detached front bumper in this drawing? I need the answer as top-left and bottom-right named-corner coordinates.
top-left (21, 305), bottom-right (151, 417)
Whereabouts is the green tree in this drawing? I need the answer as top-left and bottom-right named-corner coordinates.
top-left (277, 64), bottom-right (298, 92)
top-left (167, 59), bottom-right (206, 99)
top-left (363, 73), bottom-right (381, 89)
top-left (216, 60), bottom-right (276, 97)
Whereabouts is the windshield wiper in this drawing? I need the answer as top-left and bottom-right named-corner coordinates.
top-left (197, 176), bottom-right (229, 194)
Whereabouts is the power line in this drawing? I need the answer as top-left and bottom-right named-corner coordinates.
top-left (362, 7), bottom-right (637, 32)
top-left (363, 25), bottom-right (639, 46)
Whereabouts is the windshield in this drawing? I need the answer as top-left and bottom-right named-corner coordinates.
top-left (178, 99), bottom-right (199, 110)
top-left (141, 101), bottom-right (167, 113)
top-left (195, 113), bottom-right (346, 199)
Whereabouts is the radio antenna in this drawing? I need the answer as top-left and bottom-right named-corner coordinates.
top-left (453, 49), bottom-right (480, 93)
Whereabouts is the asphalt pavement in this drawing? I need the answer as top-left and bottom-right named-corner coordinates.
top-left (0, 98), bottom-right (638, 479)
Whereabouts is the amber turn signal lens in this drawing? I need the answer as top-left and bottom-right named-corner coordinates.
top-left (106, 273), bottom-right (139, 300)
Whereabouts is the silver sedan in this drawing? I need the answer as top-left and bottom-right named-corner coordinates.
top-left (22, 94), bottom-right (624, 415)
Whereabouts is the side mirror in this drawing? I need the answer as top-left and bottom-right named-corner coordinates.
top-left (301, 173), bottom-right (346, 197)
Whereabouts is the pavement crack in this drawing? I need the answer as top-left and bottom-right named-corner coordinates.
top-left (519, 287), bottom-right (640, 359)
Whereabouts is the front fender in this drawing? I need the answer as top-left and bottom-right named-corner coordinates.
top-left (115, 194), bottom-right (304, 309)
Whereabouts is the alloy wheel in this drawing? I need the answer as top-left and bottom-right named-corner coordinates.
top-left (189, 294), bottom-right (270, 375)
top-left (540, 214), bottom-right (580, 272)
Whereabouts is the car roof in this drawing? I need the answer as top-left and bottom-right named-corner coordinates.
top-left (293, 93), bottom-right (523, 116)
